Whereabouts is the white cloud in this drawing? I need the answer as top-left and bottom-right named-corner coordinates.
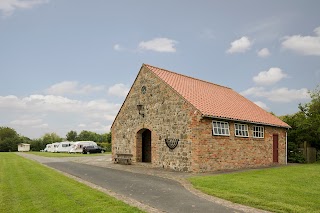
top-left (253, 101), bottom-right (269, 111)
top-left (0, 94), bottom-right (120, 138)
top-left (253, 67), bottom-right (287, 86)
top-left (113, 44), bottom-right (124, 51)
top-left (0, 95), bottom-right (25, 108)
top-left (32, 123), bottom-right (48, 128)
top-left (10, 118), bottom-right (43, 126)
top-left (282, 26), bottom-right (320, 56)
top-left (226, 36), bottom-right (252, 53)
top-left (241, 87), bottom-right (310, 103)
top-left (0, 94), bottom-right (120, 116)
top-left (21, 95), bottom-right (82, 112)
top-left (0, 0), bottom-right (48, 17)
top-left (108, 83), bottom-right (129, 97)
top-left (241, 87), bottom-right (265, 97)
top-left (77, 122), bottom-right (110, 133)
top-left (10, 118), bottom-right (48, 129)
top-left (138, 37), bottom-right (177, 53)
top-left (45, 81), bottom-right (104, 95)
top-left (257, 48), bottom-right (270, 58)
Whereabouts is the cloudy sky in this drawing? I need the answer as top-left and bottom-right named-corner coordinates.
top-left (0, 0), bottom-right (319, 139)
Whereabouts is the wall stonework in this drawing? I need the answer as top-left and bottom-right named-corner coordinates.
top-left (112, 66), bottom-right (196, 171)
top-left (112, 66), bottom-right (287, 172)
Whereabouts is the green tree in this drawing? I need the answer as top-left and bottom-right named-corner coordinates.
top-left (66, 130), bottom-right (77, 141)
top-left (77, 130), bottom-right (99, 141)
top-left (298, 86), bottom-right (320, 149)
top-left (281, 112), bottom-right (307, 162)
top-left (0, 127), bottom-right (22, 152)
top-left (29, 138), bottom-right (46, 151)
top-left (100, 132), bottom-right (111, 143)
top-left (281, 85), bottom-right (320, 162)
top-left (42, 132), bottom-right (62, 144)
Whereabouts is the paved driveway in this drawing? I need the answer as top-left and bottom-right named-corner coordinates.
top-left (46, 161), bottom-right (240, 213)
top-left (17, 153), bottom-right (267, 213)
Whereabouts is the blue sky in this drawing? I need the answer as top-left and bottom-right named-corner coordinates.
top-left (0, 0), bottom-right (319, 138)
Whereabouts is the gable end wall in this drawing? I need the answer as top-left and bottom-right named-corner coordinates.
top-left (112, 66), bottom-right (198, 171)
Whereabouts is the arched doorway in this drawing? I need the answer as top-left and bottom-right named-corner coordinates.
top-left (136, 129), bottom-right (151, 163)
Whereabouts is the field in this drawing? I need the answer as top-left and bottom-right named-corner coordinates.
top-left (189, 164), bottom-right (320, 213)
top-left (29, 151), bottom-right (109, 157)
top-left (0, 153), bottom-right (142, 213)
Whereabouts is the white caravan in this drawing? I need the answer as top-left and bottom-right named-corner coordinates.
top-left (55, 141), bottom-right (75, 153)
top-left (68, 141), bottom-right (97, 153)
top-left (44, 144), bottom-right (51, 152)
top-left (45, 142), bottom-right (60, 152)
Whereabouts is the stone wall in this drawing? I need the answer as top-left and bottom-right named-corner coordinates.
top-left (112, 66), bottom-right (196, 171)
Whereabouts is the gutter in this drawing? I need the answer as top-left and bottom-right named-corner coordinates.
top-left (286, 130), bottom-right (288, 164)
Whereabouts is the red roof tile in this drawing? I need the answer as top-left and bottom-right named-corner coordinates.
top-left (144, 64), bottom-right (290, 128)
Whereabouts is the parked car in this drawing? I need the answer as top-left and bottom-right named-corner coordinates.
top-left (82, 146), bottom-right (105, 154)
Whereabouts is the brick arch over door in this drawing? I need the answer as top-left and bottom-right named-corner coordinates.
top-left (136, 128), bottom-right (152, 163)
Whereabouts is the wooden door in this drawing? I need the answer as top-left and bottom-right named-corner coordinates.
top-left (142, 129), bottom-right (151, 163)
top-left (273, 134), bottom-right (279, 163)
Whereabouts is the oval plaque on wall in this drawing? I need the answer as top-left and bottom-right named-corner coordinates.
top-left (165, 138), bottom-right (179, 149)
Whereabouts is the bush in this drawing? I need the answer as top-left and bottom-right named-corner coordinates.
top-left (288, 149), bottom-right (305, 163)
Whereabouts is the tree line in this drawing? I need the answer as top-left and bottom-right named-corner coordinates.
top-left (280, 86), bottom-right (320, 163)
top-left (0, 129), bottom-right (111, 152)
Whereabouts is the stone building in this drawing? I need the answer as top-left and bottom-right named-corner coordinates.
top-left (111, 64), bottom-right (290, 172)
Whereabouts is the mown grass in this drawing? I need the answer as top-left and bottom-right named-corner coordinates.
top-left (0, 153), bottom-right (143, 213)
top-left (29, 151), bottom-right (110, 157)
top-left (189, 164), bottom-right (320, 213)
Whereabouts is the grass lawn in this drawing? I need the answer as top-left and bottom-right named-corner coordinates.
top-left (189, 164), bottom-right (320, 213)
top-left (0, 153), bottom-right (143, 213)
top-left (29, 151), bottom-right (110, 157)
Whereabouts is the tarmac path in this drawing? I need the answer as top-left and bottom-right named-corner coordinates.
top-left (16, 153), bottom-right (268, 213)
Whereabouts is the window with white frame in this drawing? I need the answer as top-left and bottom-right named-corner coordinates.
top-left (212, 121), bottom-right (230, 136)
top-left (234, 123), bottom-right (249, 137)
top-left (253, 126), bottom-right (264, 138)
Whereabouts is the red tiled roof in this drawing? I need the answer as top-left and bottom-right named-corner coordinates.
top-left (144, 64), bottom-right (290, 128)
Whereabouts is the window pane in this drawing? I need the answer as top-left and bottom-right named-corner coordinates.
top-left (212, 121), bottom-right (229, 136)
top-left (235, 123), bottom-right (248, 137)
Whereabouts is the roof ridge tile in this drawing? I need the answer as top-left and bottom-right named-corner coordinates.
top-left (143, 63), bottom-right (231, 90)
